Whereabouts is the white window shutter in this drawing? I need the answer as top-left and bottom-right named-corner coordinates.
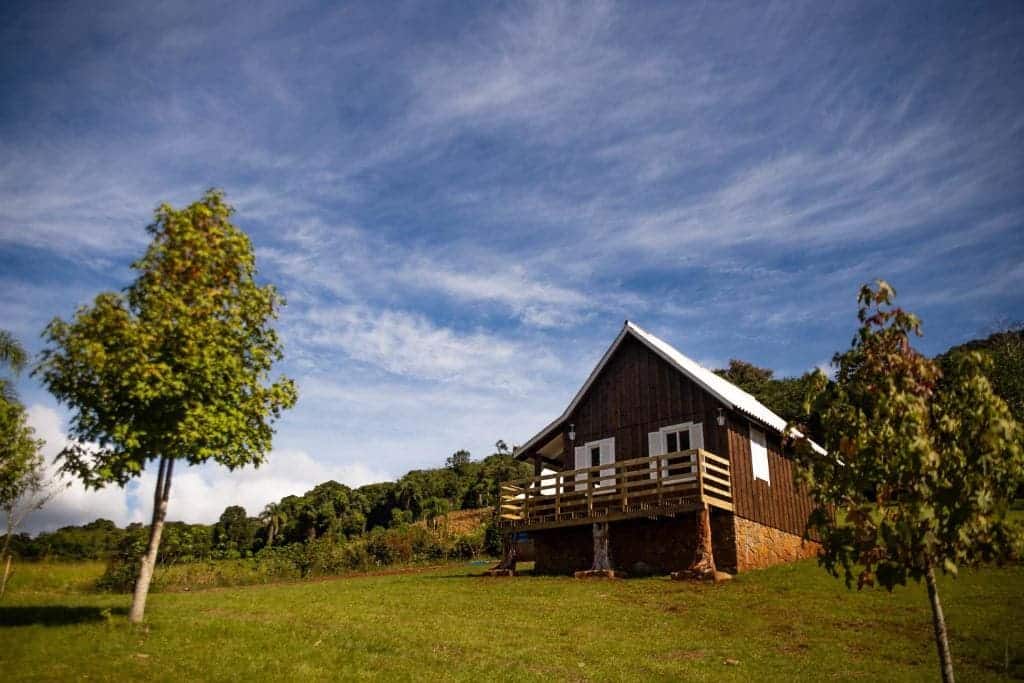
top-left (690, 423), bottom-right (705, 451)
top-left (574, 446), bottom-right (587, 485)
top-left (750, 425), bottom-right (770, 483)
top-left (600, 438), bottom-right (616, 485)
top-left (648, 431), bottom-right (665, 479)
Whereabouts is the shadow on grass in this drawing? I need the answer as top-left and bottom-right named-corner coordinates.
top-left (420, 569), bottom-right (545, 580)
top-left (0, 605), bottom-right (128, 627)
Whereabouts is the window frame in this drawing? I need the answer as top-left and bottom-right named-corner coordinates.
top-left (749, 424), bottom-right (771, 484)
top-left (649, 421), bottom-right (704, 482)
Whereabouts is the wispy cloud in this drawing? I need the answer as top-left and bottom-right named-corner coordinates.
top-left (1, 1), bottom-right (1021, 529)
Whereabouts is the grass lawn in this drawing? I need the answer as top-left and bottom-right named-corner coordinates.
top-left (1, 559), bottom-right (1022, 681)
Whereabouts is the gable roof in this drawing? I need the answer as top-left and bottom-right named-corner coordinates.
top-left (518, 321), bottom-right (824, 457)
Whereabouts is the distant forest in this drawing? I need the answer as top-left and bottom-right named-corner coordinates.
top-left (716, 324), bottom-right (1024, 440)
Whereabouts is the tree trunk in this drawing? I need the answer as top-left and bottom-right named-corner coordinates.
top-left (129, 457), bottom-right (174, 624)
top-left (672, 504), bottom-right (716, 581)
top-left (492, 533), bottom-right (518, 571)
top-left (0, 554), bottom-right (11, 598)
top-left (591, 522), bottom-right (611, 571)
top-left (925, 565), bottom-right (956, 683)
top-left (0, 514), bottom-right (14, 598)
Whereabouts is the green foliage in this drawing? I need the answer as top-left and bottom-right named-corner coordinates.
top-left (792, 281), bottom-right (1024, 590)
top-left (445, 449), bottom-right (471, 470)
top-left (35, 190), bottom-right (297, 488)
top-left (18, 519), bottom-right (125, 561)
top-left (212, 506), bottom-right (259, 556)
top-left (0, 329), bottom-right (44, 516)
top-left (0, 395), bottom-right (46, 515)
top-left (939, 323), bottom-right (1024, 428)
top-left (20, 446), bottom-right (526, 573)
top-left (96, 521), bottom-right (216, 591)
top-left (715, 359), bottom-right (822, 436)
top-left (0, 329), bottom-right (28, 403)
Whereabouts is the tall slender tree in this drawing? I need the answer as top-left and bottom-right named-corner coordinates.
top-left (0, 330), bottom-right (54, 597)
top-left (36, 191), bottom-right (297, 623)
top-left (791, 281), bottom-right (1023, 683)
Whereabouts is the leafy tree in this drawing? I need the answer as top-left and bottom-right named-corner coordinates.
top-left (0, 395), bottom-right (53, 597)
top-left (356, 482), bottom-right (396, 531)
top-left (714, 359), bottom-right (774, 395)
top-left (422, 497), bottom-right (450, 531)
top-left (36, 191), bottom-right (297, 622)
top-left (260, 502), bottom-right (288, 548)
top-left (715, 359), bottom-right (821, 436)
top-left (938, 322), bottom-right (1024, 428)
top-left (0, 330), bottom-right (28, 402)
top-left (0, 330), bottom-right (56, 597)
top-left (791, 281), bottom-right (1023, 683)
top-left (213, 505), bottom-right (258, 555)
top-left (445, 449), bottom-right (471, 471)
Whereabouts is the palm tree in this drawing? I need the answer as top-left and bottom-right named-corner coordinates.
top-left (0, 330), bottom-right (27, 402)
top-left (259, 502), bottom-right (287, 548)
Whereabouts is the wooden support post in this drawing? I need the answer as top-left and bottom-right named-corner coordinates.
top-left (484, 532), bottom-right (518, 577)
top-left (574, 521), bottom-right (625, 578)
top-left (671, 503), bottom-right (727, 582)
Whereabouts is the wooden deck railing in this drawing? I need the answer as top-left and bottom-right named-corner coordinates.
top-left (497, 449), bottom-right (732, 530)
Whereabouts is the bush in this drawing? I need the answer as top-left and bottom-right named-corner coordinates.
top-left (94, 514), bottom-right (492, 593)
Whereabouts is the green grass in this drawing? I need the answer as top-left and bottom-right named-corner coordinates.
top-left (1, 559), bottom-right (1022, 681)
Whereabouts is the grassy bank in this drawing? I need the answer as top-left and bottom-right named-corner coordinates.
top-left (1, 559), bottom-right (1022, 681)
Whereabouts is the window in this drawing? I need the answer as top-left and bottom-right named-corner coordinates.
top-left (574, 437), bottom-right (616, 491)
top-left (750, 425), bottom-right (770, 484)
top-left (648, 422), bottom-right (703, 480)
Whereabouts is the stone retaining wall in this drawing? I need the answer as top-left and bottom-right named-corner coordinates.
top-left (730, 514), bottom-right (820, 571)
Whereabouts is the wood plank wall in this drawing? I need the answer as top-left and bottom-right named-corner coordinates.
top-left (562, 335), bottom-right (727, 468)
top-left (725, 415), bottom-right (817, 538)
top-left (551, 333), bottom-right (816, 537)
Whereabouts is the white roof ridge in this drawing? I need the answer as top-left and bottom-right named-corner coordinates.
top-left (518, 320), bottom-right (825, 457)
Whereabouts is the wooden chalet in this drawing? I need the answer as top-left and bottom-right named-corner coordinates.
top-left (500, 321), bottom-right (821, 576)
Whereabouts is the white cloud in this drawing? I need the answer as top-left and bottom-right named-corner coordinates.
top-left (14, 405), bottom-right (392, 534)
top-left (298, 304), bottom-right (560, 394)
top-left (15, 405), bottom-right (132, 534)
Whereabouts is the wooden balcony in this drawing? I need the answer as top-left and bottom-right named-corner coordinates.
top-left (497, 449), bottom-right (733, 531)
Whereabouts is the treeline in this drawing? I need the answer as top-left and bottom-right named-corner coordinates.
top-left (10, 445), bottom-right (530, 588)
top-left (715, 323), bottom-right (1024, 439)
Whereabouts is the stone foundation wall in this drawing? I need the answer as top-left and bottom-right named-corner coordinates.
top-left (731, 514), bottom-right (820, 571)
top-left (530, 510), bottom-right (819, 575)
top-left (611, 516), bottom-right (699, 575)
top-left (532, 525), bottom-right (593, 575)
top-left (532, 515), bottom-right (702, 575)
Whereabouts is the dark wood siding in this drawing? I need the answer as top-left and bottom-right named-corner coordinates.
top-left (726, 415), bottom-right (816, 537)
top-left (562, 335), bottom-right (728, 469)
top-left (557, 333), bottom-right (815, 536)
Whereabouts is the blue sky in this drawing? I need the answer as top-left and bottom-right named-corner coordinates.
top-left (2, 1), bottom-right (1022, 531)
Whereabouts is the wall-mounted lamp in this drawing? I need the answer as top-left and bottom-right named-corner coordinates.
top-left (716, 408), bottom-right (726, 427)
top-left (568, 423), bottom-right (576, 442)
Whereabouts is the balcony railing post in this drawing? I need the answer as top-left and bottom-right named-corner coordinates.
top-left (619, 463), bottom-right (626, 511)
top-left (587, 472), bottom-right (594, 516)
top-left (656, 454), bottom-right (663, 506)
top-left (697, 449), bottom-right (705, 501)
top-left (555, 473), bottom-right (562, 518)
